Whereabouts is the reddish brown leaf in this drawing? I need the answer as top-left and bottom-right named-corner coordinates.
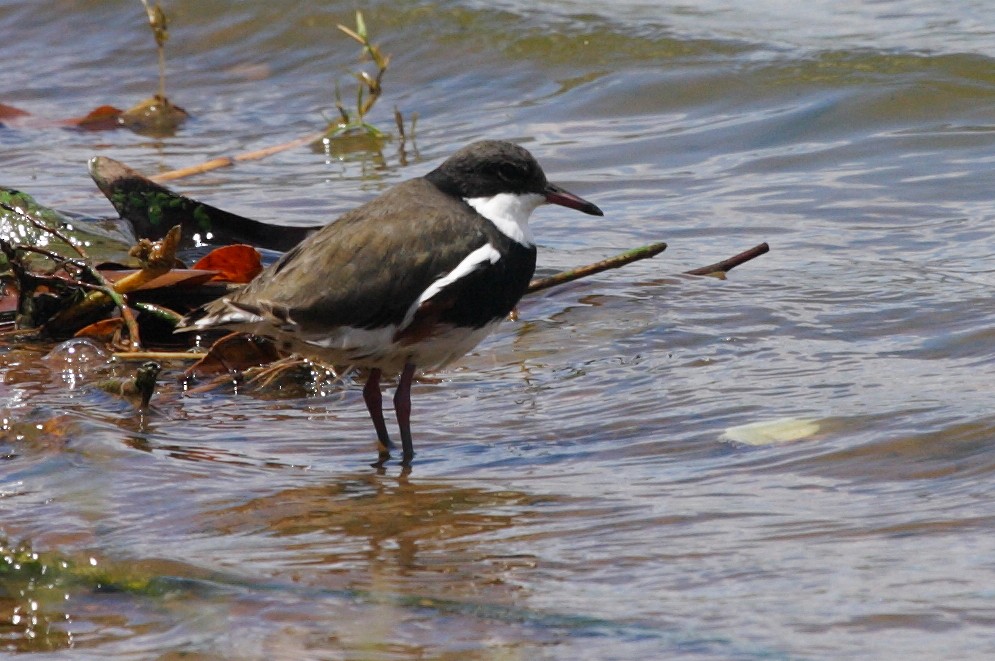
top-left (184, 333), bottom-right (283, 378)
top-left (70, 105), bottom-right (124, 131)
top-left (73, 317), bottom-right (124, 342)
top-left (192, 245), bottom-right (263, 283)
top-left (0, 103), bottom-right (29, 119)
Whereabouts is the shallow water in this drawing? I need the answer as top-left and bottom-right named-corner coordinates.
top-left (3, 0), bottom-right (995, 658)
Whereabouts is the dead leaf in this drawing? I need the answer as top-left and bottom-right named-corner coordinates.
top-left (184, 333), bottom-right (283, 378)
top-left (192, 244), bottom-right (263, 283)
top-left (73, 317), bottom-right (124, 342)
top-left (0, 103), bottom-right (29, 120)
top-left (721, 417), bottom-right (822, 446)
top-left (70, 105), bottom-right (124, 131)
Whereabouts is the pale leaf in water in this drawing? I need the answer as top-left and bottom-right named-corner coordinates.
top-left (721, 417), bottom-right (821, 446)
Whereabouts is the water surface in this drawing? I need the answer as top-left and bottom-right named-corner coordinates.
top-left (3, 1), bottom-right (995, 658)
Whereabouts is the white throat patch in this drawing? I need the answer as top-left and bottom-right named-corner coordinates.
top-left (464, 192), bottom-right (544, 247)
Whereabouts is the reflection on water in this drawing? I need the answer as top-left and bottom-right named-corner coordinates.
top-left (205, 473), bottom-right (539, 591)
top-left (0, 451), bottom-right (675, 657)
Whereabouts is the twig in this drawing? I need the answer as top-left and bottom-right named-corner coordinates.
top-left (11, 245), bottom-right (88, 269)
top-left (149, 132), bottom-right (326, 183)
top-left (0, 202), bottom-right (87, 259)
top-left (526, 242), bottom-right (668, 294)
top-left (0, 327), bottom-right (36, 340)
top-left (113, 350), bottom-right (205, 361)
top-left (685, 242), bottom-right (770, 276)
top-left (149, 157), bottom-right (234, 183)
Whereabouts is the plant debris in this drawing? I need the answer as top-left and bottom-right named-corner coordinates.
top-left (98, 360), bottom-right (162, 410)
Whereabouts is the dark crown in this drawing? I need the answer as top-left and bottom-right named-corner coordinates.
top-left (425, 140), bottom-right (548, 199)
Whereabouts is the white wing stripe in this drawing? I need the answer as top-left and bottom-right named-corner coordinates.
top-left (404, 243), bottom-right (501, 325)
top-left (187, 299), bottom-right (263, 329)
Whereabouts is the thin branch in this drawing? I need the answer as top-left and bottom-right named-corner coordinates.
top-left (525, 240), bottom-right (769, 295)
top-left (526, 242), bottom-right (668, 295)
top-left (149, 131), bottom-right (326, 182)
top-left (685, 242), bottom-right (770, 276)
top-left (149, 157), bottom-right (234, 183)
top-left (113, 350), bottom-right (205, 362)
top-left (0, 202), bottom-right (88, 259)
top-left (10, 245), bottom-right (88, 271)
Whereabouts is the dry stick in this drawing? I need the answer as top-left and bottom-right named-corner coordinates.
top-left (526, 242), bottom-right (668, 295)
top-left (0, 202), bottom-right (144, 348)
top-left (113, 350), bottom-right (205, 362)
top-left (149, 131), bottom-right (327, 183)
top-left (526, 240), bottom-right (769, 295)
top-left (684, 242), bottom-right (770, 276)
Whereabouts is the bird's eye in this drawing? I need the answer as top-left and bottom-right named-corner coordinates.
top-left (497, 163), bottom-right (523, 182)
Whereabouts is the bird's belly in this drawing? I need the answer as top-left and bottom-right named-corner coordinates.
top-left (293, 318), bottom-right (505, 374)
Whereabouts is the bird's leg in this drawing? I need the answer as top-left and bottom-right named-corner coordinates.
top-left (363, 368), bottom-right (393, 465)
top-left (394, 362), bottom-right (416, 465)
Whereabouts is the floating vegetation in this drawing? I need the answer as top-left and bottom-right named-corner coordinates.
top-left (128, 0), bottom-right (188, 135)
top-left (0, 539), bottom-right (75, 652)
top-left (0, 537), bottom-right (169, 653)
top-left (139, 0), bottom-right (169, 101)
top-left (318, 11), bottom-right (417, 158)
top-left (329, 11), bottom-right (392, 139)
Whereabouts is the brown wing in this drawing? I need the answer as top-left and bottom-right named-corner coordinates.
top-left (224, 178), bottom-right (491, 333)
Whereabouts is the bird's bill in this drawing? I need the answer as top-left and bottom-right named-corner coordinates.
top-left (544, 183), bottom-right (604, 216)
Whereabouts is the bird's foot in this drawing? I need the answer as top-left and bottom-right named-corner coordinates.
top-left (370, 448), bottom-right (414, 469)
top-left (371, 447), bottom-right (391, 469)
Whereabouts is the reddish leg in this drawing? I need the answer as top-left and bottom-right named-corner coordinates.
top-left (394, 362), bottom-right (416, 464)
top-left (363, 368), bottom-right (393, 464)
